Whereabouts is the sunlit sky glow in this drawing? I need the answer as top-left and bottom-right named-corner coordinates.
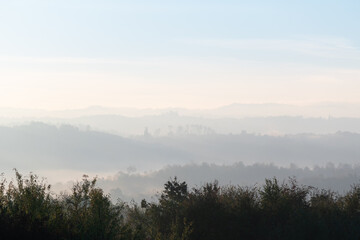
top-left (1, 0), bottom-right (359, 110)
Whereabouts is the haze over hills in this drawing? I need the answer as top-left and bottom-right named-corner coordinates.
top-left (1, 102), bottom-right (360, 118)
top-left (1, 103), bottom-right (360, 136)
top-left (0, 122), bottom-right (189, 173)
top-left (96, 162), bottom-right (360, 202)
top-left (1, 121), bottom-right (360, 201)
top-left (1, 122), bottom-right (360, 176)
top-left (1, 103), bottom-right (360, 199)
top-left (58, 114), bottom-right (360, 136)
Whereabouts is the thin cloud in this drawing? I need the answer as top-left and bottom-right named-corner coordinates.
top-left (0, 56), bottom-right (165, 66)
top-left (178, 37), bottom-right (360, 60)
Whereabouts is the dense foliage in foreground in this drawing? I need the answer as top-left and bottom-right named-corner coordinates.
top-left (1, 172), bottom-right (360, 240)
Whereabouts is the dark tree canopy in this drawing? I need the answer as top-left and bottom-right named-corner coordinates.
top-left (1, 171), bottom-right (360, 240)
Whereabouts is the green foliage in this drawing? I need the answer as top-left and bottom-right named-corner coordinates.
top-left (63, 175), bottom-right (126, 240)
top-left (0, 171), bottom-right (127, 240)
top-left (1, 171), bottom-right (360, 240)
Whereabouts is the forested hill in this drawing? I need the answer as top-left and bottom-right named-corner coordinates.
top-left (0, 122), bottom-right (189, 171)
top-left (1, 123), bottom-right (360, 173)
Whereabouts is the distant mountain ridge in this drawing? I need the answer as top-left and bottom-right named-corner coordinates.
top-left (1, 103), bottom-right (360, 136)
top-left (1, 102), bottom-right (360, 118)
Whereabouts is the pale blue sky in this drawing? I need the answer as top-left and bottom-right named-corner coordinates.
top-left (0, 1), bottom-right (359, 109)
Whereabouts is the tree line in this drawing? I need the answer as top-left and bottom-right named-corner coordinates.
top-left (1, 171), bottom-right (360, 239)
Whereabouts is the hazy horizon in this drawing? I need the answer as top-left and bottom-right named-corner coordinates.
top-left (1, 1), bottom-right (360, 110)
top-left (1, 1), bottom-right (360, 203)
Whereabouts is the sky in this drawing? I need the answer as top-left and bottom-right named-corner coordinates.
top-left (1, 0), bottom-right (360, 110)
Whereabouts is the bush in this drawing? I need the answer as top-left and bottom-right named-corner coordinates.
top-left (1, 171), bottom-right (360, 240)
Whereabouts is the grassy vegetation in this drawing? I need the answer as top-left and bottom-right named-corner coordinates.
top-left (1, 171), bottom-right (360, 239)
